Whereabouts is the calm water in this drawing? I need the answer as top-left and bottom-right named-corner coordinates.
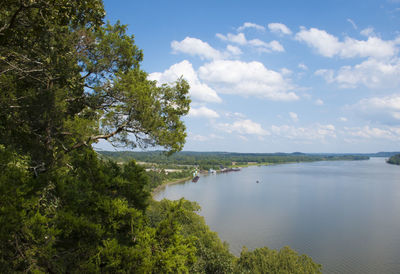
top-left (154, 158), bottom-right (400, 273)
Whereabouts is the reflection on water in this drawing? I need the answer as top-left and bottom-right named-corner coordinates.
top-left (154, 158), bottom-right (400, 273)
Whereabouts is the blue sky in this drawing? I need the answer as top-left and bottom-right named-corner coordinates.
top-left (98, 0), bottom-right (400, 153)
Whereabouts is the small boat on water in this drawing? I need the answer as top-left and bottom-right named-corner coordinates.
top-left (192, 176), bottom-right (200, 183)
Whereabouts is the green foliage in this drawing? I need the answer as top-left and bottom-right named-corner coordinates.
top-left (0, 148), bottom-right (197, 272)
top-left (0, 0), bottom-right (190, 172)
top-left (235, 246), bottom-right (322, 274)
top-left (387, 154), bottom-right (400, 165)
top-left (145, 169), bottom-right (192, 191)
top-left (147, 199), bottom-right (235, 273)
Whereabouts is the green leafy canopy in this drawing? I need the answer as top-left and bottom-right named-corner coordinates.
top-left (0, 0), bottom-right (190, 172)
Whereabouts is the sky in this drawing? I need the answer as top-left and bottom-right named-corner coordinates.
top-left (97, 0), bottom-right (400, 153)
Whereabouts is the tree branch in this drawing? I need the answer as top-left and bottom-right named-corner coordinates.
top-left (0, 4), bottom-right (25, 35)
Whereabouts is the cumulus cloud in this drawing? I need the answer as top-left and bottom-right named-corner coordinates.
top-left (237, 22), bottom-right (266, 32)
top-left (188, 106), bottom-right (220, 119)
top-left (289, 112), bottom-right (299, 122)
top-left (360, 27), bottom-right (375, 37)
top-left (271, 124), bottom-right (336, 141)
top-left (352, 94), bottom-right (400, 125)
top-left (148, 60), bottom-right (222, 103)
top-left (171, 37), bottom-right (223, 60)
top-left (295, 27), bottom-right (399, 59)
top-left (217, 119), bottom-right (270, 136)
top-left (268, 23), bottom-right (292, 35)
top-left (216, 32), bottom-right (247, 45)
top-left (226, 45), bottom-right (242, 55)
top-left (344, 126), bottom-right (400, 140)
top-left (248, 39), bottom-right (285, 52)
top-left (296, 27), bottom-right (341, 57)
top-left (216, 32), bottom-right (284, 52)
top-left (315, 58), bottom-right (400, 89)
top-left (198, 60), bottom-right (298, 101)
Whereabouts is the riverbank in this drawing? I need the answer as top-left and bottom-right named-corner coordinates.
top-left (152, 157), bottom-right (370, 196)
top-left (151, 176), bottom-right (192, 197)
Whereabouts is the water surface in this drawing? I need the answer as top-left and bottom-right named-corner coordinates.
top-left (154, 158), bottom-right (400, 273)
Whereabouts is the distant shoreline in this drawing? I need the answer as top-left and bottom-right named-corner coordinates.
top-left (151, 157), bottom-right (372, 197)
top-left (152, 176), bottom-right (192, 197)
top-left (152, 162), bottom-right (312, 197)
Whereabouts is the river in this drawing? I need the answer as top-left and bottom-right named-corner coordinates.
top-left (154, 158), bottom-right (400, 273)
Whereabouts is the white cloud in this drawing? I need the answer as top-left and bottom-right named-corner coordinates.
top-left (217, 32), bottom-right (285, 52)
top-left (347, 18), bottom-right (357, 30)
top-left (226, 45), bottom-right (242, 55)
top-left (316, 58), bottom-right (400, 89)
top-left (148, 60), bottom-right (222, 103)
top-left (224, 111), bottom-right (246, 118)
top-left (198, 60), bottom-right (298, 101)
top-left (190, 134), bottom-right (209, 142)
top-left (340, 37), bottom-right (398, 59)
top-left (345, 126), bottom-right (400, 140)
top-left (189, 133), bottom-right (223, 142)
top-left (295, 27), bottom-right (341, 57)
top-left (216, 32), bottom-right (247, 45)
top-left (315, 69), bottom-right (335, 82)
top-left (298, 63), bottom-right (308, 70)
top-left (271, 124), bottom-right (336, 141)
top-left (268, 23), bottom-right (292, 35)
top-left (189, 106), bottom-right (220, 119)
top-left (217, 119), bottom-right (270, 136)
top-left (249, 39), bottom-right (285, 52)
top-left (289, 112), bottom-right (299, 122)
top-left (171, 37), bottom-right (223, 60)
top-left (360, 27), bottom-right (375, 37)
top-left (280, 68), bottom-right (292, 76)
top-left (352, 94), bottom-right (400, 124)
top-left (339, 117), bottom-right (348, 122)
top-left (315, 99), bottom-right (324, 106)
top-left (237, 22), bottom-right (266, 32)
top-left (295, 27), bottom-right (399, 59)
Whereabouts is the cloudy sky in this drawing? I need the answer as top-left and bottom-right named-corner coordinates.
top-left (100, 0), bottom-right (400, 153)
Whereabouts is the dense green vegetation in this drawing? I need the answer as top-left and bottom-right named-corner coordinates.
top-left (0, 1), bottom-right (321, 272)
top-left (99, 151), bottom-right (369, 170)
top-left (387, 154), bottom-right (400, 165)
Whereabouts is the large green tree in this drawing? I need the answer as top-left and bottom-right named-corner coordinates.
top-left (1, 0), bottom-right (192, 272)
top-left (0, 0), bottom-right (190, 173)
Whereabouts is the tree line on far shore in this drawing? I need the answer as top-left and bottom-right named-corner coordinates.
top-left (387, 154), bottom-right (400, 165)
top-left (99, 150), bottom-right (369, 170)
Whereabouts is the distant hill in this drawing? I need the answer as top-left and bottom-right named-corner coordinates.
top-left (97, 150), bottom-right (369, 170)
top-left (370, 152), bottom-right (400, 157)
